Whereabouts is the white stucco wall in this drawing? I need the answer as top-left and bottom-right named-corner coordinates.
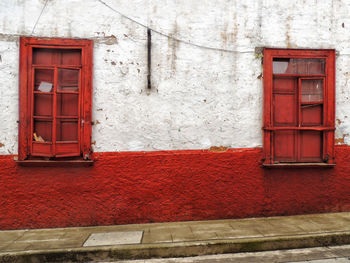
top-left (0, 0), bottom-right (349, 154)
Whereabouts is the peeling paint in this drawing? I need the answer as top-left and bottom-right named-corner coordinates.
top-left (209, 146), bottom-right (228, 152)
top-left (94, 34), bottom-right (118, 45)
top-left (92, 120), bottom-right (101, 125)
top-left (0, 33), bottom-right (19, 42)
top-left (335, 135), bottom-right (346, 145)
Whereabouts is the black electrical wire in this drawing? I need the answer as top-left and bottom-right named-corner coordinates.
top-left (97, 0), bottom-right (254, 54)
top-left (31, 0), bottom-right (49, 35)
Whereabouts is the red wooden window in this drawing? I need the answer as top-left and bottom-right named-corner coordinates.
top-left (18, 37), bottom-right (93, 161)
top-left (263, 49), bottom-right (335, 166)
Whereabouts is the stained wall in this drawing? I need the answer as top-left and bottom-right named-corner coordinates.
top-left (0, 0), bottom-right (350, 229)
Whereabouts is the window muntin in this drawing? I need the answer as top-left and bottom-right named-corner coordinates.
top-left (31, 49), bottom-right (81, 157)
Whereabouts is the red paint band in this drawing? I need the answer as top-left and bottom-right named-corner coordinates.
top-left (0, 146), bottom-right (349, 230)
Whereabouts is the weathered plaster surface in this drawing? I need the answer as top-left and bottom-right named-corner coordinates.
top-left (1, 146), bottom-right (350, 229)
top-left (1, 0), bottom-right (350, 154)
top-left (0, 39), bottom-right (19, 154)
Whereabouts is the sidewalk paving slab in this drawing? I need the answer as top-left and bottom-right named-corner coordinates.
top-left (0, 212), bottom-right (350, 263)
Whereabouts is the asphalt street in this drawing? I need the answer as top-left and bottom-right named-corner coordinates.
top-left (95, 245), bottom-right (350, 263)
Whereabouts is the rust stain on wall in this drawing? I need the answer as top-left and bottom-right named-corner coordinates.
top-left (168, 21), bottom-right (178, 72)
top-left (221, 22), bottom-right (228, 45)
top-left (231, 13), bottom-right (238, 42)
top-left (221, 32), bottom-right (227, 44)
top-left (286, 16), bottom-right (292, 48)
top-left (220, 7), bottom-right (238, 46)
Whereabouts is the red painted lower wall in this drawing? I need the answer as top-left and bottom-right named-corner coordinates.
top-left (1, 146), bottom-right (350, 230)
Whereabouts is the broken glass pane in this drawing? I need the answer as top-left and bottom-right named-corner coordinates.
top-left (301, 79), bottom-right (323, 102)
top-left (34, 69), bottom-right (54, 92)
top-left (273, 58), bottom-right (325, 75)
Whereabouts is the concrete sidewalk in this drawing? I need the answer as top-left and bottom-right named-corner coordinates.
top-left (0, 212), bottom-right (350, 263)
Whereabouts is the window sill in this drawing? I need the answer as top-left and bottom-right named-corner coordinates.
top-left (14, 157), bottom-right (94, 167)
top-left (263, 162), bottom-right (335, 168)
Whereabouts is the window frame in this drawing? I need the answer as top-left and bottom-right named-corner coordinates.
top-left (262, 48), bottom-right (335, 167)
top-left (18, 37), bottom-right (93, 162)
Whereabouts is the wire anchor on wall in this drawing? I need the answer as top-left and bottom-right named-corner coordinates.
top-left (147, 28), bottom-right (152, 89)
